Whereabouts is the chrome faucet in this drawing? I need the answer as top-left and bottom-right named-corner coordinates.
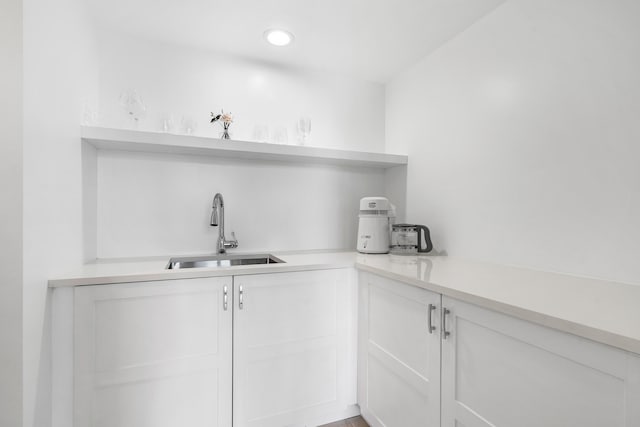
top-left (210, 193), bottom-right (238, 254)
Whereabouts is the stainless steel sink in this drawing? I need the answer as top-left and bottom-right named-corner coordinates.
top-left (166, 254), bottom-right (285, 270)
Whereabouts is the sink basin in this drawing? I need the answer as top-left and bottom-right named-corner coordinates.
top-left (166, 254), bottom-right (285, 270)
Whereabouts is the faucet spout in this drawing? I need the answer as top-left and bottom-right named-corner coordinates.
top-left (210, 193), bottom-right (223, 226)
top-left (210, 193), bottom-right (238, 254)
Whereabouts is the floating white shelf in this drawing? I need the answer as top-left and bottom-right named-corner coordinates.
top-left (81, 126), bottom-right (408, 169)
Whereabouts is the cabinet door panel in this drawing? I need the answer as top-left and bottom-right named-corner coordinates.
top-left (74, 278), bottom-right (232, 427)
top-left (442, 297), bottom-right (640, 427)
top-left (92, 291), bottom-right (219, 371)
top-left (358, 272), bottom-right (441, 427)
top-left (244, 346), bottom-right (338, 421)
top-left (93, 368), bottom-right (220, 427)
top-left (234, 269), bottom-right (357, 427)
top-left (368, 281), bottom-right (433, 377)
top-left (367, 354), bottom-right (431, 426)
top-left (241, 274), bottom-right (337, 348)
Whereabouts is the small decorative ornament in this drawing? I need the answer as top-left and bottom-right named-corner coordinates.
top-left (210, 109), bottom-right (233, 140)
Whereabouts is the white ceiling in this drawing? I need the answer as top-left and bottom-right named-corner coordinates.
top-left (87, 0), bottom-right (505, 83)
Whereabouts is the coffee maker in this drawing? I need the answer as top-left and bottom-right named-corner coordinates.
top-left (357, 197), bottom-right (395, 254)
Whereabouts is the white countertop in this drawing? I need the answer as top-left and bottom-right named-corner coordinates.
top-left (49, 251), bottom-right (640, 355)
top-left (47, 251), bottom-right (358, 287)
top-left (356, 254), bottom-right (640, 355)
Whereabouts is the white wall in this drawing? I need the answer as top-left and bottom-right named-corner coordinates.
top-left (97, 151), bottom-right (386, 257)
top-left (0, 0), bottom-right (23, 425)
top-left (93, 31), bottom-right (389, 258)
top-left (96, 30), bottom-right (385, 152)
top-left (386, 0), bottom-right (640, 284)
top-left (22, 0), bottom-right (99, 425)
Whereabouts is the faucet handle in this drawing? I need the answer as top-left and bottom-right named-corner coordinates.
top-left (230, 232), bottom-right (238, 247)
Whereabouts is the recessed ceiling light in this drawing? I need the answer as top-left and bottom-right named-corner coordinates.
top-left (264, 29), bottom-right (294, 47)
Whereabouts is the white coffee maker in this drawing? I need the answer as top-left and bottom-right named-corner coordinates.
top-left (357, 197), bottom-right (395, 254)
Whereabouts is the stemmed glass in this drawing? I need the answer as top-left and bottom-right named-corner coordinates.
top-left (296, 116), bottom-right (311, 145)
top-left (119, 89), bottom-right (146, 129)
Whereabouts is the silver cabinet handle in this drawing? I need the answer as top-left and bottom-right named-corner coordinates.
top-left (428, 304), bottom-right (436, 334)
top-left (239, 285), bottom-right (244, 310)
top-left (442, 308), bottom-right (451, 339)
top-left (223, 285), bottom-right (228, 311)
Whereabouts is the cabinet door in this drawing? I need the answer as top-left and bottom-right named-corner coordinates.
top-left (441, 296), bottom-right (640, 427)
top-left (358, 272), bottom-right (441, 427)
top-left (74, 278), bottom-right (232, 427)
top-left (233, 269), bottom-right (358, 427)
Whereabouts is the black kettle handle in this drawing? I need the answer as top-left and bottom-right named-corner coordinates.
top-left (417, 225), bottom-right (433, 253)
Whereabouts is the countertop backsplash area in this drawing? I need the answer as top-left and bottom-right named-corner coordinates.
top-left (94, 149), bottom-right (388, 258)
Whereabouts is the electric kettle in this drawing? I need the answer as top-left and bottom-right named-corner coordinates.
top-left (390, 224), bottom-right (433, 255)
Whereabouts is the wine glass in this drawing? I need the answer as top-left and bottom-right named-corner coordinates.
top-left (273, 126), bottom-right (289, 144)
top-left (296, 116), bottom-right (311, 145)
top-left (82, 100), bottom-right (99, 126)
top-left (160, 113), bottom-right (178, 133)
top-left (119, 89), bottom-right (146, 128)
top-left (253, 124), bottom-right (270, 142)
top-left (181, 116), bottom-right (198, 135)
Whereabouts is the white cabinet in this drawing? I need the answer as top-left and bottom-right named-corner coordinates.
top-left (441, 296), bottom-right (640, 427)
top-left (69, 269), bottom-right (357, 427)
top-left (357, 271), bottom-right (441, 427)
top-left (233, 269), bottom-right (358, 427)
top-left (358, 272), bottom-right (640, 427)
top-left (74, 277), bottom-right (233, 427)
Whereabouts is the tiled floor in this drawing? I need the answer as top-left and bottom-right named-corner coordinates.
top-left (319, 415), bottom-right (370, 427)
